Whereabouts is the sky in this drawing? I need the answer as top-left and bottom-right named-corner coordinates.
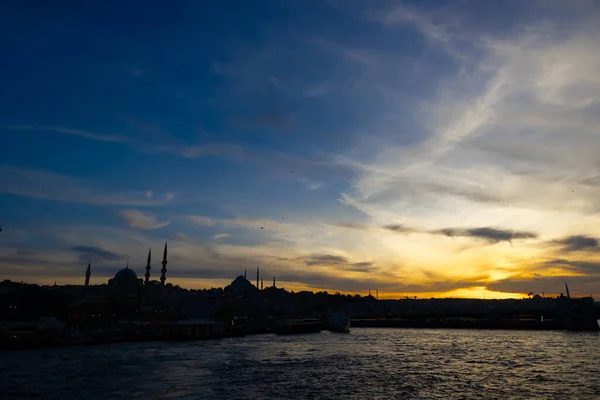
top-left (1, 0), bottom-right (600, 298)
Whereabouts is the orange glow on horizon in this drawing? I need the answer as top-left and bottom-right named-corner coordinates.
top-left (10, 275), bottom-right (543, 299)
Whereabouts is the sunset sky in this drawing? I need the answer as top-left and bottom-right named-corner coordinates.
top-left (2, 0), bottom-right (600, 298)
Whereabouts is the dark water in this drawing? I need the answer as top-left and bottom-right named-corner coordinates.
top-left (3, 328), bottom-right (600, 399)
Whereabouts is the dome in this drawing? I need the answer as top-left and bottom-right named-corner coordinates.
top-left (227, 274), bottom-right (257, 296)
top-left (111, 267), bottom-right (140, 303)
top-left (114, 267), bottom-right (138, 281)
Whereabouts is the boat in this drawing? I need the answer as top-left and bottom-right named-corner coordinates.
top-left (273, 318), bottom-right (325, 335)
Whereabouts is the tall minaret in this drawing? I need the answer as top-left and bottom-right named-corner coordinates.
top-left (145, 248), bottom-right (151, 284)
top-left (244, 269), bottom-right (247, 279)
top-left (261, 278), bottom-right (264, 291)
top-left (273, 276), bottom-right (276, 288)
top-left (256, 266), bottom-right (260, 289)
top-left (160, 241), bottom-right (168, 285)
top-left (376, 289), bottom-right (379, 300)
top-left (85, 262), bottom-right (91, 287)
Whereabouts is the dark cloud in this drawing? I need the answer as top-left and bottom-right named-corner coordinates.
top-left (288, 254), bottom-right (375, 272)
top-left (487, 275), bottom-right (600, 296)
top-left (382, 224), bottom-right (415, 233)
top-left (300, 254), bottom-right (349, 266)
top-left (544, 258), bottom-right (600, 275)
top-left (432, 227), bottom-right (538, 243)
top-left (71, 245), bottom-right (123, 261)
top-left (348, 262), bottom-right (374, 272)
top-left (551, 235), bottom-right (599, 252)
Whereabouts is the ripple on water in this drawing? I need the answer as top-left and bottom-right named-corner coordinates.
top-left (2, 329), bottom-right (600, 399)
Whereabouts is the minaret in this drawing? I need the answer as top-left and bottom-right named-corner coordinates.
top-left (565, 281), bottom-right (571, 299)
top-left (85, 262), bottom-right (91, 287)
top-left (256, 266), bottom-right (260, 289)
top-left (273, 276), bottom-right (276, 288)
top-left (160, 241), bottom-right (168, 285)
top-left (376, 289), bottom-right (379, 300)
top-left (245, 269), bottom-right (247, 279)
top-left (261, 278), bottom-right (264, 291)
top-left (145, 248), bottom-right (151, 284)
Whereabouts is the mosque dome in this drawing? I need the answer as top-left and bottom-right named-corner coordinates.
top-left (114, 267), bottom-right (138, 282)
top-left (111, 267), bottom-right (140, 303)
top-left (227, 274), bottom-right (257, 296)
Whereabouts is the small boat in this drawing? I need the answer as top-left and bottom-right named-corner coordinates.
top-left (273, 318), bottom-right (325, 335)
top-left (325, 314), bottom-right (350, 333)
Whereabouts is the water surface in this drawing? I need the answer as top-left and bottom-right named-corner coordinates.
top-left (3, 328), bottom-right (600, 399)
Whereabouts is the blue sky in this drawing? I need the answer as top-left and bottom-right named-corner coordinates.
top-left (2, 0), bottom-right (600, 297)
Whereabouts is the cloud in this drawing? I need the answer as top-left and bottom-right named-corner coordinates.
top-left (551, 235), bottom-right (600, 252)
top-left (332, 222), bottom-right (370, 230)
top-left (382, 224), bottom-right (416, 234)
top-left (0, 167), bottom-right (177, 206)
top-left (348, 262), bottom-right (374, 272)
top-left (581, 175), bottom-right (600, 186)
top-left (188, 216), bottom-right (214, 226)
top-left (160, 143), bottom-right (245, 159)
top-left (299, 177), bottom-right (323, 191)
top-left (71, 245), bottom-right (122, 261)
top-left (300, 254), bottom-right (349, 266)
top-left (336, 4), bottom-right (600, 275)
top-left (9, 126), bottom-right (129, 143)
top-left (313, 37), bottom-right (381, 67)
top-left (432, 227), bottom-right (538, 243)
top-left (119, 209), bottom-right (170, 230)
top-left (367, 4), bottom-right (452, 43)
top-left (544, 259), bottom-right (600, 276)
top-left (212, 233), bottom-right (230, 240)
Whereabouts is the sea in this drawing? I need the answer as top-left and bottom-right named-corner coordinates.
top-left (2, 328), bottom-right (600, 399)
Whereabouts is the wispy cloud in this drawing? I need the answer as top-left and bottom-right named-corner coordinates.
top-left (212, 233), bottom-right (230, 240)
top-left (71, 245), bottom-right (123, 261)
top-left (0, 166), bottom-right (176, 206)
top-left (298, 177), bottom-right (323, 191)
top-left (340, 6), bottom-right (600, 239)
top-left (188, 216), bottom-right (214, 226)
top-left (331, 222), bottom-right (370, 231)
top-left (312, 37), bottom-right (381, 67)
top-left (9, 125), bottom-right (129, 143)
top-left (367, 4), bottom-right (452, 44)
top-left (119, 209), bottom-right (170, 230)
